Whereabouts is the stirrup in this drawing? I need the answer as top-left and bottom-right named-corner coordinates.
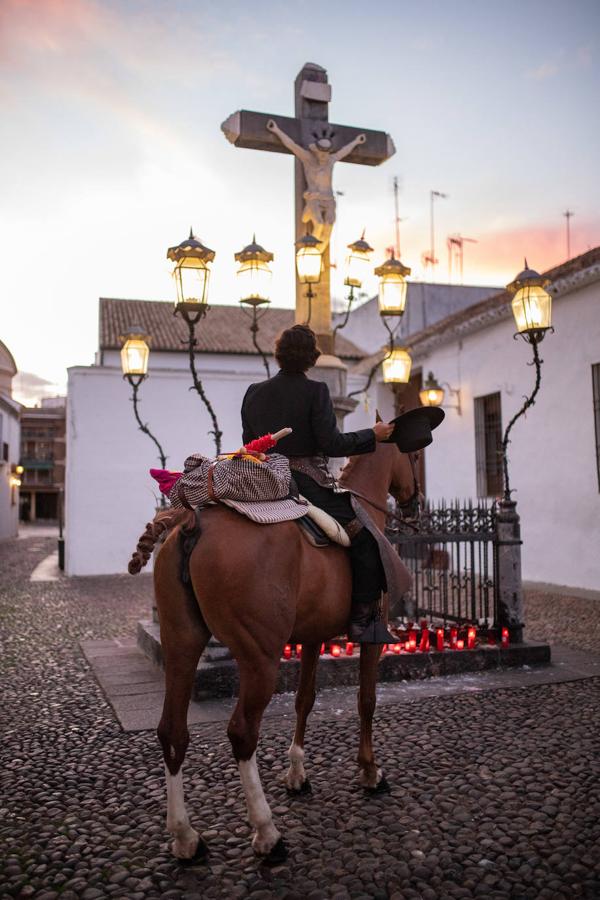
top-left (348, 618), bottom-right (396, 645)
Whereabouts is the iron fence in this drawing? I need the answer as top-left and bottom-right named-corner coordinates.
top-left (387, 500), bottom-right (499, 628)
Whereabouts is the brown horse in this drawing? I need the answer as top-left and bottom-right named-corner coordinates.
top-left (128, 438), bottom-right (418, 864)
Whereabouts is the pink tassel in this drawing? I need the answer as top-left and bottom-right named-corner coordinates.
top-left (150, 468), bottom-right (182, 496)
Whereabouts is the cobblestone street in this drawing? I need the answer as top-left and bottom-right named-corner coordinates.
top-left (1, 533), bottom-right (599, 900)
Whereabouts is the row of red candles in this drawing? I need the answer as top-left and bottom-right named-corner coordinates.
top-left (281, 623), bottom-right (510, 660)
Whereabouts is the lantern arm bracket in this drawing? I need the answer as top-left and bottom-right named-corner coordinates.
top-left (500, 334), bottom-right (543, 501)
top-left (347, 314), bottom-right (401, 399)
top-left (332, 284), bottom-right (356, 346)
top-left (240, 302), bottom-right (271, 378)
top-left (126, 376), bottom-right (168, 507)
top-left (179, 317), bottom-right (223, 455)
top-left (440, 382), bottom-right (462, 415)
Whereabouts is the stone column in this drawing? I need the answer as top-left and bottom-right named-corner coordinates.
top-left (495, 499), bottom-right (524, 643)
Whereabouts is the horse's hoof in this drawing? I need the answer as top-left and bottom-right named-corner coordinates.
top-left (286, 777), bottom-right (312, 797)
top-left (365, 775), bottom-right (391, 795)
top-left (177, 836), bottom-right (208, 866)
top-left (261, 837), bottom-right (288, 867)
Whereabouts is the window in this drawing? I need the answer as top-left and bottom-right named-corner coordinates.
top-left (593, 364), bottom-right (600, 492)
top-left (474, 392), bottom-right (503, 497)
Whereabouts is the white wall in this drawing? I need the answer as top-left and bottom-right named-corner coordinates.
top-left (0, 398), bottom-right (21, 540)
top-left (415, 278), bottom-right (600, 590)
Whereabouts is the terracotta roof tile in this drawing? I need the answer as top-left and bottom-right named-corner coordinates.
top-left (99, 298), bottom-right (364, 360)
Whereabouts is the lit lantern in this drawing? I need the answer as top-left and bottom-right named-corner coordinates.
top-left (330, 643), bottom-right (341, 657)
top-left (501, 627), bottom-right (510, 648)
top-left (120, 326), bottom-right (150, 384)
top-left (407, 630), bottom-right (417, 653)
top-left (507, 261), bottom-right (552, 342)
top-left (404, 641), bottom-right (410, 651)
top-left (295, 643), bottom-right (302, 658)
top-left (456, 639), bottom-right (465, 650)
top-left (382, 348), bottom-right (412, 384)
top-left (344, 233), bottom-right (374, 289)
top-left (295, 232), bottom-right (322, 284)
top-left (450, 626), bottom-right (458, 649)
top-left (419, 624), bottom-right (430, 652)
top-left (392, 643), bottom-right (402, 654)
top-left (235, 235), bottom-right (274, 306)
top-left (9, 475), bottom-right (21, 489)
top-left (419, 372), bottom-right (445, 408)
top-left (436, 628), bottom-right (444, 652)
top-left (283, 644), bottom-right (292, 660)
top-left (15, 465), bottom-right (24, 476)
top-left (467, 626), bottom-right (476, 650)
top-left (167, 229), bottom-right (215, 313)
top-left (346, 641), bottom-right (354, 656)
top-left (375, 253), bottom-right (411, 316)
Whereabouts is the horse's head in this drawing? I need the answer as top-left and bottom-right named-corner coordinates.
top-left (388, 445), bottom-right (422, 520)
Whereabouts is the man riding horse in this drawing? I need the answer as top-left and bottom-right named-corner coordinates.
top-left (241, 323), bottom-right (397, 644)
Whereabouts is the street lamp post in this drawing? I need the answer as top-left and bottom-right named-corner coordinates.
top-left (236, 235), bottom-right (274, 378)
top-left (333, 233), bottom-right (374, 346)
top-left (501, 261), bottom-right (553, 501)
top-left (295, 232), bottom-right (323, 326)
top-left (168, 229), bottom-right (223, 455)
top-left (120, 326), bottom-right (168, 492)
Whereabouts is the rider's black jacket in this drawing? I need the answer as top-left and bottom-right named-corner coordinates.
top-left (241, 370), bottom-right (375, 459)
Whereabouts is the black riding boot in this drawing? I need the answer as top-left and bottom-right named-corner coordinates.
top-left (348, 598), bottom-right (396, 644)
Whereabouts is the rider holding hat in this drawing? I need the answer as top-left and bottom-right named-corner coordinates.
top-left (241, 324), bottom-right (398, 644)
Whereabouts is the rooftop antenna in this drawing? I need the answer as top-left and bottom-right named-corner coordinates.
top-left (423, 189), bottom-right (448, 280)
top-left (447, 233), bottom-right (478, 283)
top-left (563, 209), bottom-right (574, 259)
top-left (392, 176), bottom-right (406, 257)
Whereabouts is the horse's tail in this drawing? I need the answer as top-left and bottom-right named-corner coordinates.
top-left (128, 507), bottom-right (197, 575)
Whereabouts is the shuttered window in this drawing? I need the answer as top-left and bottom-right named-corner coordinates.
top-left (592, 364), bottom-right (600, 492)
top-left (474, 392), bottom-right (503, 497)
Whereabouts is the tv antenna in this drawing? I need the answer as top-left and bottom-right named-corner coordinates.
top-left (423, 190), bottom-right (448, 279)
top-left (447, 234), bottom-right (478, 283)
top-left (563, 209), bottom-right (574, 259)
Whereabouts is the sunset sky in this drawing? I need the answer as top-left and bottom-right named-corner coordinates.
top-left (1, 0), bottom-right (599, 402)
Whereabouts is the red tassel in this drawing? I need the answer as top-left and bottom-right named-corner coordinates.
top-left (244, 434), bottom-right (276, 454)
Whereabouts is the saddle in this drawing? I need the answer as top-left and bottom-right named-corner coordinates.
top-left (296, 499), bottom-right (351, 548)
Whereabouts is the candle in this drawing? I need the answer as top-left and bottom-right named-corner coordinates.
top-left (330, 643), bottom-right (341, 657)
top-left (467, 627), bottom-right (476, 650)
top-left (283, 644), bottom-right (292, 660)
top-left (404, 640), bottom-right (411, 651)
top-left (408, 635), bottom-right (417, 653)
top-left (436, 628), bottom-right (444, 651)
top-left (380, 644), bottom-right (388, 657)
top-left (320, 643), bottom-right (325, 655)
top-left (419, 627), bottom-right (430, 652)
top-left (393, 643), bottom-right (402, 654)
top-left (450, 626), bottom-right (458, 649)
top-left (456, 638), bottom-right (464, 650)
top-left (295, 643), bottom-right (302, 658)
top-left (501, 627), bottom-right (509, 647)
top-left (346, 641), bottom-right (354, 656)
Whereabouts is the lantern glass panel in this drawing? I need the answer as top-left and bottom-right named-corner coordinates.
top-left (511, 284), bottom-right (552, 334)
top-left (382, 348), bottom-right (412, 383)
top-left (120, 338), bottom-right (149, 377)
top-left (419, 386), bottom-right (445, 407)
top-left (173, 258), bottom-right (211, 307)
top-left (296, 246), bottom-right (322, 284)
top-left (378, 273), bottom-right (408, 316)
top-left (345, 248), bottom-right (371, 288)
top-left (237, 259), bottom-right (272, 303)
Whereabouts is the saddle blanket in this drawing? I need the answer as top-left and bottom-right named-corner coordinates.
top-left (221, 496), bottom-right (351, 547)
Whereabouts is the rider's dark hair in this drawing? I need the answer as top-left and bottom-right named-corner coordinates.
top-left (275, 325), bottom-right (321, 373)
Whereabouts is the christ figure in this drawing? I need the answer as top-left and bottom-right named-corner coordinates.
top-left (266, 119), bottom-right (366, 247)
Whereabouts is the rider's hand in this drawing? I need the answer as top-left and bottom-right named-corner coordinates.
top-left (373, 421), bottom-right (394, 442)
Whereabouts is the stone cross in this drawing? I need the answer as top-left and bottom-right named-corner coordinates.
top-left (222, 62), bottom-right (395, 355)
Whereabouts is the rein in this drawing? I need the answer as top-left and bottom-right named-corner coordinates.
top-left (341, 451), bottom-right (422, 529)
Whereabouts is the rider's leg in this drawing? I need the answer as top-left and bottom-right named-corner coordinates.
top-left (347, 528), bottom-right (395, 644)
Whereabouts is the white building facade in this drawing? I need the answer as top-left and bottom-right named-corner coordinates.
top-left (398, 249), bottom-right (600, 591)
top-left (0, 340), bottom-right (21, 541)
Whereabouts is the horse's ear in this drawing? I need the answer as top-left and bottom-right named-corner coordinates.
top-left (375, 409), bottom-right (383, 423)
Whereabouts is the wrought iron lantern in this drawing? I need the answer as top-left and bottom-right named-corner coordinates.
top-left (419, 372), bottom-right (445, 407)
top-left (382, 347), bottom-right (412, 384)
top-left (295, 232), bottom-right (322, 285)
top-left (167, 229), bottom-right (215, 322)
top-left (236, 236), bottom-right (274, 378)
top-left (344, 232), bottom-right (373, 289)
top-left (235, 235), bottom-right (273, 306)
top-left (120, 326), bottom-right (150, 386)
top-left (507, 260), bottom-right (552, 343)
top-left (376, 252), bottom-right (411, 317)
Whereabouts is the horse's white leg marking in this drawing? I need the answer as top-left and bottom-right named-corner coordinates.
top-left (284, 740), bottom-right (306, 791)
top-left (165, 764), bottom-right (199, 859)
top-left (358, 765), bottom-right (383, 789)
top-left (238, 752), bottom-right (280, 855)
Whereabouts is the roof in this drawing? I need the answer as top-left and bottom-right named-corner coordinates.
top-left (352, 247), bottom-right (600, 374)
top-left (99, 298), bottom-right (365, 360)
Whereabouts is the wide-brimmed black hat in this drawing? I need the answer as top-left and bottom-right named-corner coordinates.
top-left (383, 407), bottom-right (445, 452)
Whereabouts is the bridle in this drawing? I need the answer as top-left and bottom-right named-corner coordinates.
top-left (343, 451), bottom-right (422, 528)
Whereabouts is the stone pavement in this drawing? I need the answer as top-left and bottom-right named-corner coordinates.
top-left (1, 535), bottom-right (599, 900)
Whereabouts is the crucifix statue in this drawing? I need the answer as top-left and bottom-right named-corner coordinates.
top-left (221, 61), bottom-right (395, 366)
